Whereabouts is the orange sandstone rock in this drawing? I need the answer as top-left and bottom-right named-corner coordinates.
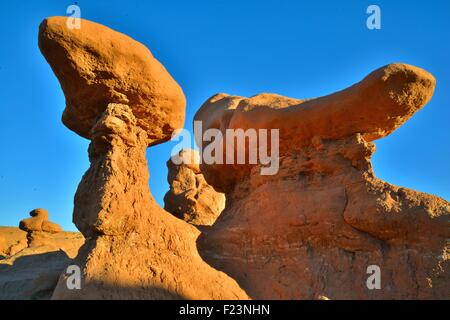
top-left (19, 208), bottom-right (62, 234)
top-left (38, 16), bottom-right (185, 146)
top-left (164, 149), bottom-right (225, 226)
top-left (195, 64), bottom-right (450, 299)
top-left (0, 226), bottom-right (84, 300)
top-left (39, 17), bottom-right (248, 300)
top-left (194, 64), bottom-right (436, 193)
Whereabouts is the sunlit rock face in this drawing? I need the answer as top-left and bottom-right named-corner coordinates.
top-left (0, 223), bottom-right (84, 300)
top-left (195, 64), bottom-right (450, 299)
top-left (38, 17), bottom-right (185, 146)
top-left (39, 17), bottom-right (248, 300)
top-left (19, 208), bottom-right (62, 234)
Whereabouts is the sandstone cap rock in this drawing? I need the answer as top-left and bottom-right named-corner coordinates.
top-left (164, 149), bottom-right (225, 226)
top-left (19, 208), bottom-right (62, 234)
top-left (38, 16), bottom-right (186, 146)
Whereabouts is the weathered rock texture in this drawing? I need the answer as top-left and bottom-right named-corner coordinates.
top-left (38, 16), bottom-right (185, 146)
top-left (19, 208), bottom-right (62, 234)
top-left (39, 17), bottom-right (248, 300)
top-left (0, 226), bottom-right (84, 300)
top-left (195, 63), bottom-right (450, 299)
top-left (1, 225), bottom-right (83, 261)
top-left (0, 227), bottom-right (27, 257)
top-left (164, 149), bottom-right (225, 226)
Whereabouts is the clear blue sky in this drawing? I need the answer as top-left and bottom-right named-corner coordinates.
top-left (0, 0), bottom-right (449, 231)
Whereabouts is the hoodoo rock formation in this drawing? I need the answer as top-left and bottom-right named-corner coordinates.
top-left (19, 208), bottom-right (62, 234)
top-left (0, 227), bottom-right (27, 258)
top-left (164, 149), bottom-right (225, 226)
top-left (195, 63), bottom-right (450, 299)
top-left (39, 17), bottom-right (248, 299)
top-left (17, 208), bottom-right (82, 256)
top-left (1, 216), bottom-right (84, 300)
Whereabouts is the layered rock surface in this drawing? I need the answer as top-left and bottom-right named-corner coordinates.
top-left (164, 149), bottom-right (225, 226)
top-left (195, 63), bottom-right (450, 299)
top-left (39, 17), bottom-right (248, 299)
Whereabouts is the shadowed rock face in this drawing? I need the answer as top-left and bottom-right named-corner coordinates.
top-left (39, 17), bottom-right (248, 300)
top-left (0, 250), bottom-right (73, 300)
top-left (164, 149), bottom-right (225, 226)
top-left (195, 64), bottom-right (450, 299)
top-left (38, 16), bottom-right (185, 146)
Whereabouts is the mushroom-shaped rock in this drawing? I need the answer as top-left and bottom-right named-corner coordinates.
top-left (38, 16), bottom-right (185, 146)
top-left (0, 237), bottom-right (6, 256)
top-left (194, 63), bottom-right (436, 192)
top-left (164, 149), bottom-right (225, 226)
top-left (19, 209), bottom-right (62, 234)
top-left (39, 17), bottom-right (248, 300)
top-left (195, 64), bottom-right (449, 299)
